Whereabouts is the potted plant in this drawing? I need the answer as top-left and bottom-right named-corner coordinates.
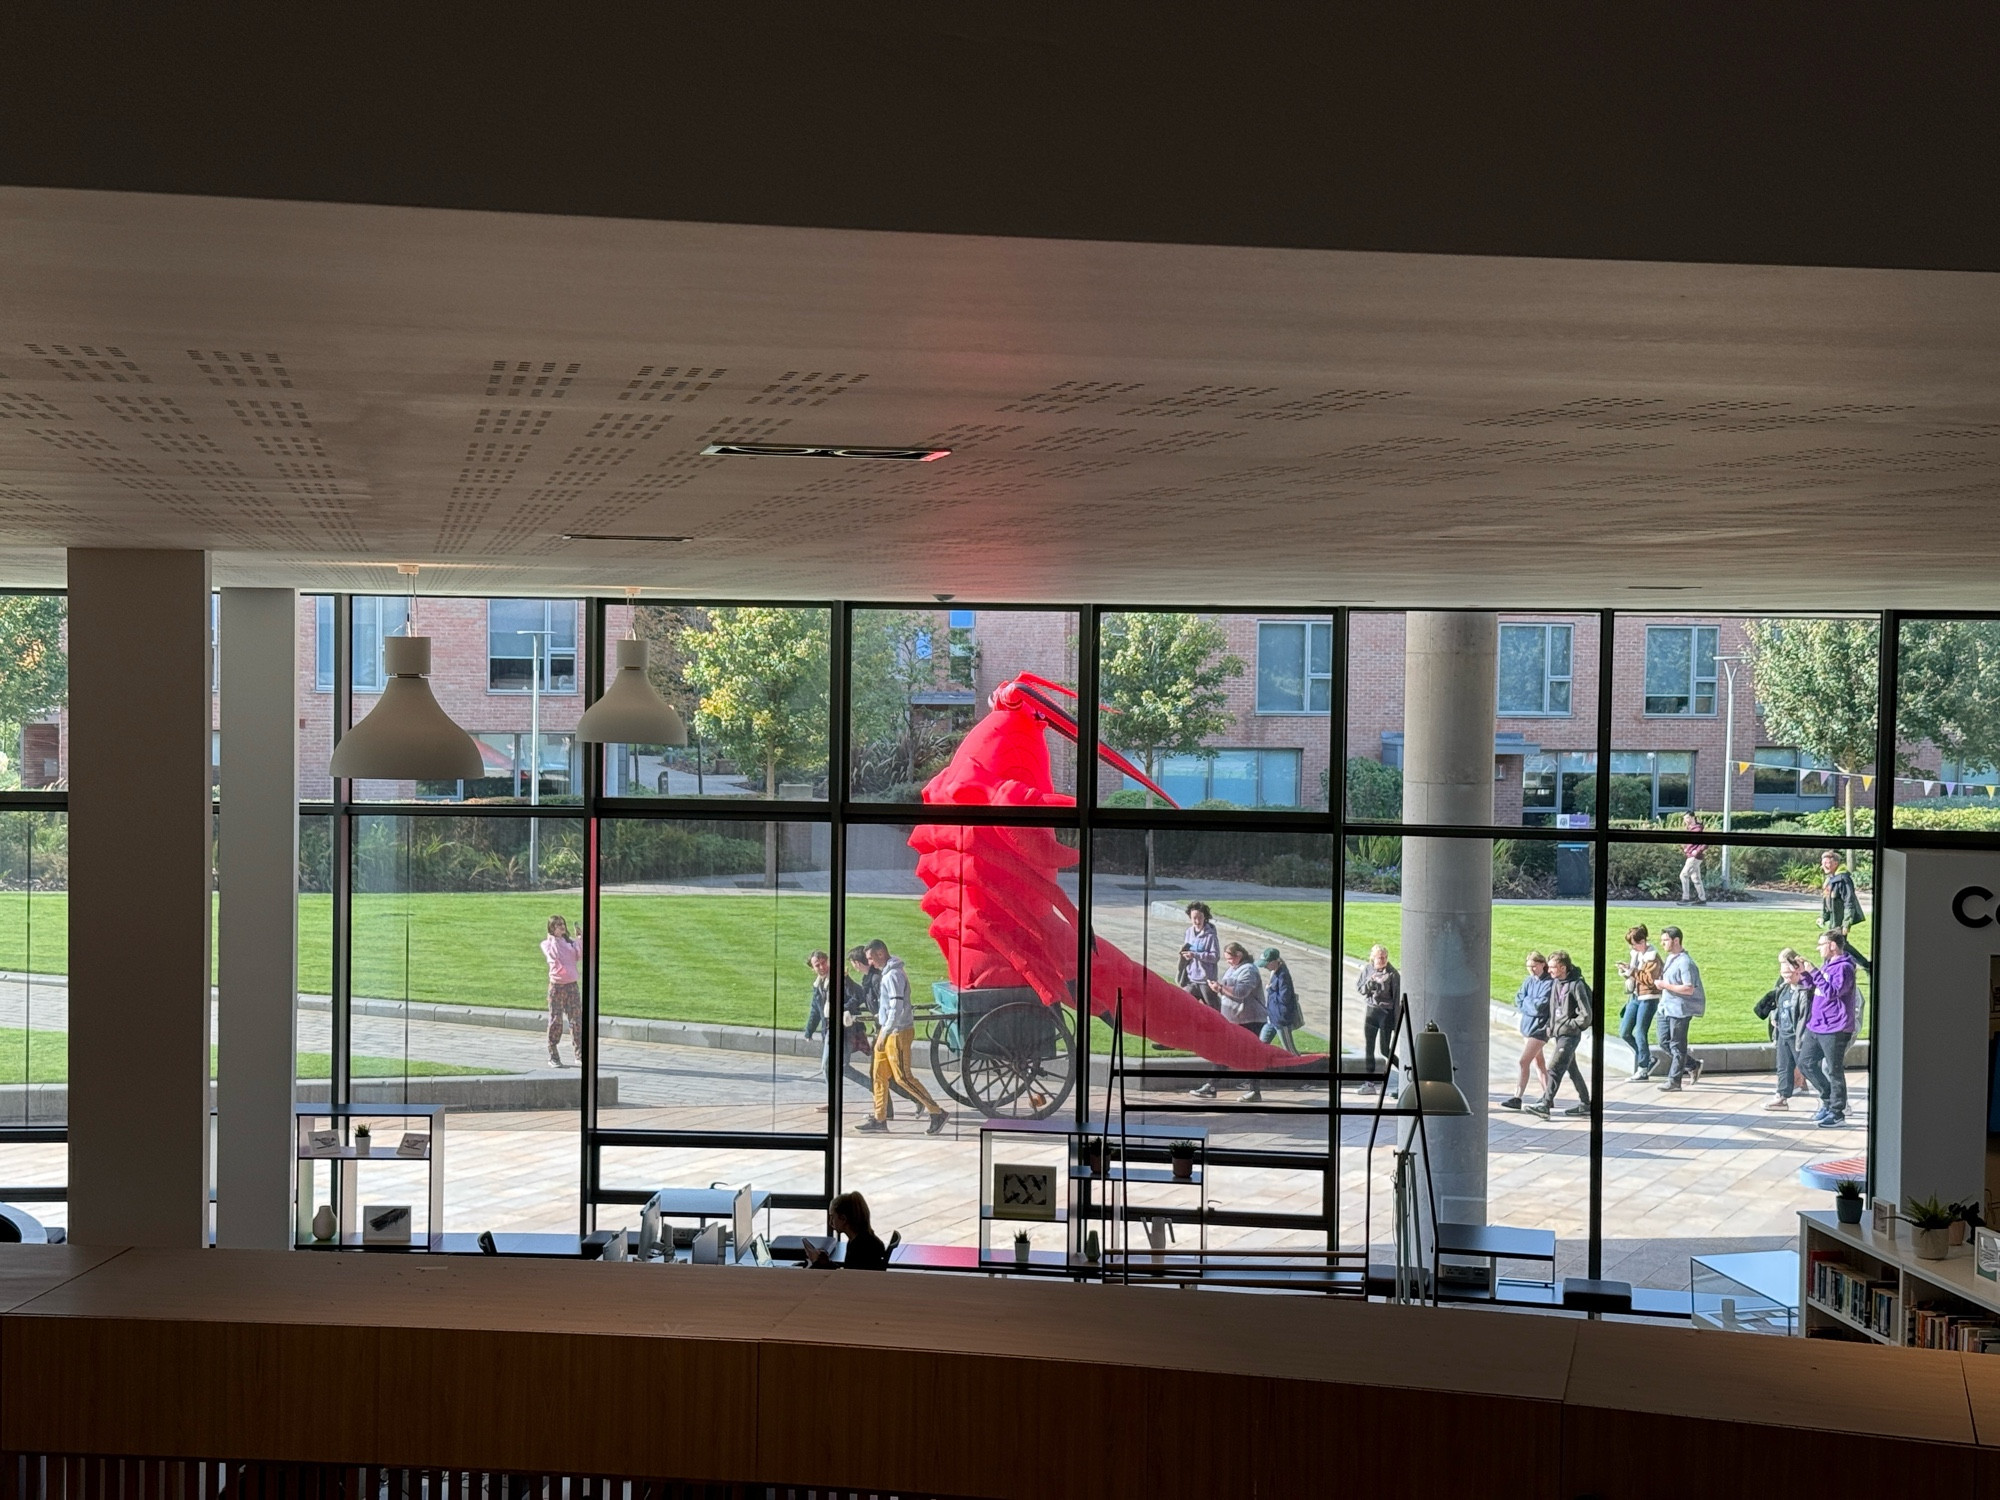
top-left (1833, 1179), bottom-right (1864, 1226)
top-left (1950, 1200), bottom-right (1985, 1246)
top-left (1012, 1229), bottom-right (1031, 1266)
top-left (1169, 1140), bottom-right (1197, 1182)
top-left (1905, 1195), bottom-right (1955, 1260)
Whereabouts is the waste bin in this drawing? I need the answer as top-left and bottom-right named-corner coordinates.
top-left (1556, 842), bottom-right (1591, 899)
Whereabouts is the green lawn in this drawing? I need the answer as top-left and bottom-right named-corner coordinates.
top-left (1213, 899), bottom-right (1851, 1044)
top-left (0, 1028), bottom-right (488, 1085)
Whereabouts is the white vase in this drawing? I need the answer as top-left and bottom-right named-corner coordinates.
top-left (1914, 1225), bottom-right (1950, 1261)
top-left (312, 1204), bottom-right (336, 1242)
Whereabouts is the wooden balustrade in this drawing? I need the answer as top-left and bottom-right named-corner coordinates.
top-left (0, 1245), bottom-right (1993, 1499)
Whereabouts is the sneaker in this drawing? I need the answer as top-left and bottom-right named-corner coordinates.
top-left (1764, 1098), bottom-right (1789, 1111)
top-left (1688, 1057), bottom-right (1705, 1085)
top-left (926, 1112), bottom-right (948, 1136)
top-left (547, 1054), bottom-right (563, 1068)
top-left (1188, 1082), bottom-right (1218, 1099)
top-left (854, 1118), bottom-right (888, 1134)
top-left (1240, 1090), bottom-right (1264, 1103)
top-left (1500, 1096), bottom-right (1523, 1111)
top-left (1818, 1112), bottom-right (1847, 1129)
top-left (1659, 1081), bottom-right (1683, 1093)
top-left (1562, 1104), bottom-right (1588, 1117)
top-left (1629, 1068), bottom-right (1651, 1082)
top-left (1524, 1101), bottom-right (1550, 1118)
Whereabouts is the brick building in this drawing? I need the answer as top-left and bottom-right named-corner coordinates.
top-left (1346, 612), bottom-right (1870, 826)
top-left (116, 600), bottom-right (1889, 822)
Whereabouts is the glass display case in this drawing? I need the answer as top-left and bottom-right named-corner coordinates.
top-left (1691, 1248), bottom-right (1798, 1336)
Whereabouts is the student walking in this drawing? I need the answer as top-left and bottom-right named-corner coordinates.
top-left (1755, 947), bottom-right (1812, 1111)
top-left (1799, 930), bottom-right (1861, 1128)
top-left (1180, 902), bottom-right (1221, 1009)
top-left (1525, 950), bottom-right (1593, 1118)
top-left (541, 914), bottom-right (585, 1068)
top-left (1501, 951), bottom-right (1553, 1111)
top-left (1257, 948), bottom-right (1303, 1055)
top-left (1656, 925), bottom-right (1706, 1091)
top-left (1195, 943), bottom-right (1268, 1101)
top-left (1819, 851), bottom-right (1873, 978)
top-left (1616, 924), bottom-right (1665, 1080)
top-left (854, 939), bottom-right (948, 1136)
top-left (1678, 814), bottom-right (1709, 905)
top-left (1355, 945), bottom-right (1402, 1094)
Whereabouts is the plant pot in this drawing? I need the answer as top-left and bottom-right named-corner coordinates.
top-left (1951, 1220), bottom-right (1969, 1246)
top-left (1171, 1157), bottom-right (1193, 1182)
top-left (1835, 1196), bottom-right (1864, 1226)
top-left (1013, 1237), bottom-right (1031, 1266)
top-left (1914, 1225), bottom-right (1951, 1261)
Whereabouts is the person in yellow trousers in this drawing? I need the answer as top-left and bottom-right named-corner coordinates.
top-left (854, 938), bottom-right (949, 1136)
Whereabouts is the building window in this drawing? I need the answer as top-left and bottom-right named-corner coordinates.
top-left (1611, 750), bottom-right (1694, 816)
top-left (1498, 623), bottom-right (1573, 716)
top-left (1256, 620), bottom-right (1332, 714)
top-left (1643, 625), bottom-right (1718, 716)
top-left (1522, 750), bottom-right (1598, 826)
top-left (946, 610), bottom-right (976, 688)
top-left (315, 596), bottom-right (410, 693)
top-left (1140, 748), bottom-right (1303, 808)
top-left (1753, 747), bottom-right (1837, 810)
top-left (488, 600), bottom-right (579, 693)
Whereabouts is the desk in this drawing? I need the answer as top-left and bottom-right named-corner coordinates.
top-left (649, 1188), bottom-right (773, 1222)
top-left (1436, 1222), bottom-right (1557, 1294)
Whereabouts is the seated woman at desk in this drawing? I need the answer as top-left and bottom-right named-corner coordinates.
top-left (805, 1191), bottom-right (890, 1270)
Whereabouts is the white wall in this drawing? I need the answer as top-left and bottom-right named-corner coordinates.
top-left (1875, 848), bottom-right (2000, 1210)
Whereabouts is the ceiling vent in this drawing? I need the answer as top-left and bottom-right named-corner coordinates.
top-left (700, 442), bottom-right (949, 462)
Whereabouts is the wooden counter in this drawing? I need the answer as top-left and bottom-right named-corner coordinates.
top-left (0, 1246), bottom-right (1995, 1500)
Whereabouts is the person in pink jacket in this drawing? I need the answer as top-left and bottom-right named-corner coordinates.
top-left (541, 914), bottom-right (585, 1068)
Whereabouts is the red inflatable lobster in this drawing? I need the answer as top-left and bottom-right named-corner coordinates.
top-left (909, 673), bottom-right (1323, 1070)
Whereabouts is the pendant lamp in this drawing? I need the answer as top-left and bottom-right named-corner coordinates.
top-left (1395, 1022), bottom-right (1472, 1119)
top-left (575, 589), bottom-right (688, 746)
top-left (328, 570), bottom-right (484, 781)
top-left (576, 638), bottom-right (688, 745)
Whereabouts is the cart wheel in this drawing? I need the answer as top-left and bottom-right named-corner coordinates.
top-left (928, 1016), bottom-right (974, 1106)
top-left (960, 1002), bottom-right (1075, 1120)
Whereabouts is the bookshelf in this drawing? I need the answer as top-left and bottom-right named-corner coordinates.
top-left (1800, 1210), bottom-right (2000, 1352)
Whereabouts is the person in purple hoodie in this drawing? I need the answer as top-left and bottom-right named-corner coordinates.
top-left (1798, 929), bottom-right (1861, 1129)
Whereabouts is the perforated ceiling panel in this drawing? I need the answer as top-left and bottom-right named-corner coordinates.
top-left (0, 186), bottom-right (1995, 605)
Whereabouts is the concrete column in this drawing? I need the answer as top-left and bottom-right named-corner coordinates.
top-left (67, 549), bottom-right (213, 1246)
top-left (1873, 849), bottom-right (1991, 1212)
top-left (217, 588), bottom-right (298, 1249)
top-left (1400, 612), bottom-right (1497, 1229)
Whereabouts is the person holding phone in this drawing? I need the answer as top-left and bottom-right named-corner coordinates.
top-left (541, 914), bottom-right (585, 1069)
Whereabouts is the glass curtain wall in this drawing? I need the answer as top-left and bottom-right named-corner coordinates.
top-left (0, 592), bottom-right (67, 1221)
top-left (292, 597), bottom-right (1994, 1289)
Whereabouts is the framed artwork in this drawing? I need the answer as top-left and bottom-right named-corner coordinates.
top-left (992, 1164), bottom-right (1058, 1221)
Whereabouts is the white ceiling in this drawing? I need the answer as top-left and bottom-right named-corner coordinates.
top-left (0, 186), bottom-right (1996, 608)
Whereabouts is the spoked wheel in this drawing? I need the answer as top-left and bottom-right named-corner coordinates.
top-left (928, 1016), bottom-right (974, 1106)
top-left (960, 1001), bottom-right (1076, 1120)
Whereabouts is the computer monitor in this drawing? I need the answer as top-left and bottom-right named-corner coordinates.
top-left (732, 1184), bottom-right (753, 1264)
top-left (638, 1195), bottom-right (662, 1261)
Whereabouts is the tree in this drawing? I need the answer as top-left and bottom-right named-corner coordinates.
top-left (1744, 618), bottom-right (1880, 845)
top-left (1098, 613), bottom-right (1244, 804)
top-left (848, 609), bottom-right (939, 793)
top-left (0, 596), bottom-right (65, 791)
top-left (1895, 619), bottom-right (2000, 785)
top-left (679, 607), bottom-right (829, 796)
top-left (679, 608), bottom-right (829, 881)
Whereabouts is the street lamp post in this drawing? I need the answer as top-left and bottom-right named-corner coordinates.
top-left (1716, 654), bottom-right (1747, 890)
top-left (516, 627), bottom-right (557, 884)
